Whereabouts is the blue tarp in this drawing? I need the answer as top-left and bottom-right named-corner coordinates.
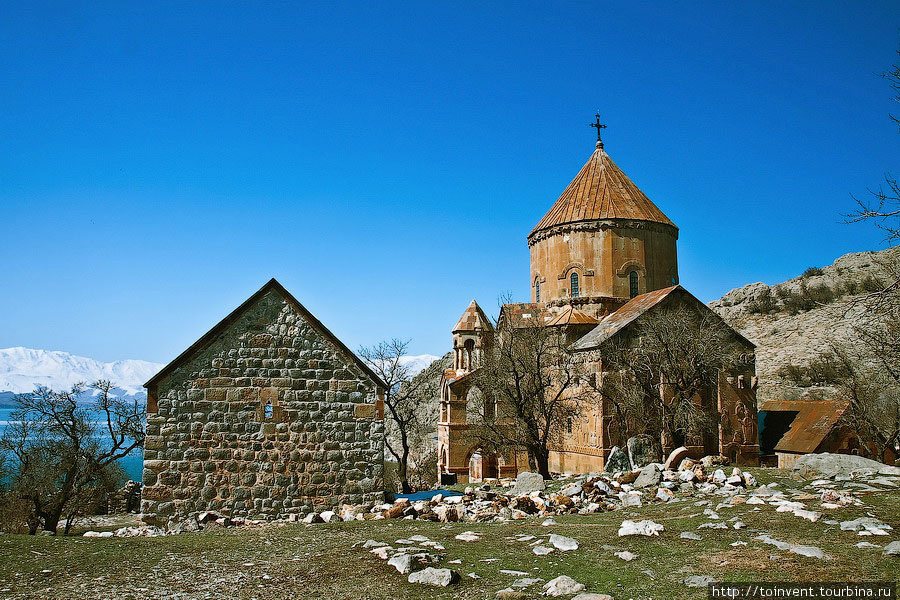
top-left (395, 489), bottom-right (464, 502)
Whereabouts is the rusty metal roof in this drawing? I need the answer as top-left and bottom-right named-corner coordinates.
top-left (546, 305), bottom-right (599, 327)
top-left (761, 396), bottom-right (850, 454)
top-left (498, 303), bottom-right (554, 329)
top-left (572, 285), bottom-right (755, 351)
top-left (453, 300), bottom-right (493, 333)
top-left (572, 285), bottom-right (681, 349)
top-left (529, 147), bottom-right (677, 238)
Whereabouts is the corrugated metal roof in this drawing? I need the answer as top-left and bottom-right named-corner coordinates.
top-left (499, 303), bottom-right (554, 329)
top-left (762, 397), bottom-right (850, 454)
top-left (572, 286), bottom-right (681, 350)
top-left (453, 300), bottom-right (493, 333)
top-left (546, 305), bottom-right (599, 327)
top-left (529, 147), bottom-right (676, 238)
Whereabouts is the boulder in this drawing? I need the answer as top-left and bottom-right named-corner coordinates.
top-left (633, 464), bottom-right (662, 489)
top-left (883, 541), bottom-right (900, 556)
top-left (543, 575), bottom-right (585, 597)
top-left (793, 453), bottom-right (900, 479)
top-left (407, 567), bottom-right (460, 587)
top-left (605, 446), bottom-right (632, 473)
top-left (549, 534), bottom-right (579, 551)
top-left (508, 472), bottom-right (546, 495)
top-left (618, 519), bottom-right (664, 537)
top-left (388, 554), bottom-right (413, 574)
top-left (627, 435), bottom-right (656, 469)
top-left (664, 446), bottom-right (690, 471)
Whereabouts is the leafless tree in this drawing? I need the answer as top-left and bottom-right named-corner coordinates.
top-left (467, 324), bottom-right (589, 480)
top-left (837, 50), bottom-right (900, 460)
top-left (0, 380), bottom-right (144, 534)
top-left (358, 339), bottom-right (436, 494)
top-left (596, 305), bottom-right (748, 460)
top-left (847, 50), bottom-right (900, 295)
top-left (827, 344), bottom-right (900, 461)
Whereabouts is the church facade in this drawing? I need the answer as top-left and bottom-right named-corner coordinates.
top-left (437, 125), bottom-right (759, 482)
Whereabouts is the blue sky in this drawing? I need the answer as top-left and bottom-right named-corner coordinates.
top-left (1, 2), bottom-right (898, 364)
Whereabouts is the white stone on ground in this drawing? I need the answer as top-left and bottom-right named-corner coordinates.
top-left (455, 531), bottom-right (481, 542)
top-left (615, 550), bottom-right (637, 561)
top-left (572, 594), bottom-right (614, 600)
top-left (884, 541), bottom-right (900, 556)
top-left (549, 534), bottom-right (579, 551)
top-left (388, 554), bottom-right (412, 574)
top-left (543, 575), bottom-right (585, 596)
top-left (680, 532), bottom-right (702, 540)
top-left (407, 568), bottom-right (460, 587)
top-left (684, 575), bottom-right (717, 587)
top-left (618, 519), bottom-right (664, 537)
top-left (533, 545), bottom-right (554, 555)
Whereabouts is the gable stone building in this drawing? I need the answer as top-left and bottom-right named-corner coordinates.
top-left (141, 279), bottom-right (386, 522)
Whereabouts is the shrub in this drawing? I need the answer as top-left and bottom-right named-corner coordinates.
top-left (747, 287), bottom-right (776, 314)
top-left (802, 266), bottom-right (824, 278)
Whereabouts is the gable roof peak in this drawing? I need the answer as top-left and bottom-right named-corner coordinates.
top-left (145, 278), bottom-right (387, 390)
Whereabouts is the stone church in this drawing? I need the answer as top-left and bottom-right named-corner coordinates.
top-left (437, 124), bottom-right (759, 482)
top-left (141, 279), bottom-right (387, 521)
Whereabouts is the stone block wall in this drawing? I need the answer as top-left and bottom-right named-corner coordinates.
top-left (141, 286), bottom-right (385, 522)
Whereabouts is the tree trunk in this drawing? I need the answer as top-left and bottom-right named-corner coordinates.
top-left (533, 447), bottom-right (552, 480)
top-left (399, 448), bottom-right (412, 494)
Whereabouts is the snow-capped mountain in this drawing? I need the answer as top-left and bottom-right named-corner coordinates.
top-left (0, 347), bottom-right (164, 399)
top-left (0, 348), bottom-right (439, 406)
top-left (397, 354), bottom-right (441, 375)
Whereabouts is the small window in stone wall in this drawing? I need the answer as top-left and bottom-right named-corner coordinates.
top-left (570, 272), bottom-right (580, 298)
top-left (264, 401), bottom-right (273, 420)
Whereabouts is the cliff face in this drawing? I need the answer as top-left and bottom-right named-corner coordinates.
top-left (709, 247), bottom-right (898, 401)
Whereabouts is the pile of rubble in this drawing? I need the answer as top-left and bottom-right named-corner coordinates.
top-left (314, 447), bottom-right (760, 525)
top-left (84, 510), bottom-right (271, 538)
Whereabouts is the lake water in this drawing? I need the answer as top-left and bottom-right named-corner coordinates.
top-left (0, 407), bottom-right (143, 482)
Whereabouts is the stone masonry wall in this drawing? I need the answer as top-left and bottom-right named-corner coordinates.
top-left (141, 288), bottom-right (384, 522)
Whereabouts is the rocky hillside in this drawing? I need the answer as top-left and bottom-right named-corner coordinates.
top-left (709, 247), bottom-right (899, 401)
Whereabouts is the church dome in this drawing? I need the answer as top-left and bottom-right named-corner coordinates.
top-left (529, 146), bottom-right (676, 240)
top-left (527, 127), bottom-right (679, 312)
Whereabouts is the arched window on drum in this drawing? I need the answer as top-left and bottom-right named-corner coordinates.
top-left (570, 272), bottom-right (580, 298)
top-left (629, 271), bottom-right (639, 299)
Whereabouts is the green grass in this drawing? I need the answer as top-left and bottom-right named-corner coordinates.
top-left (1, 469), bottom-right (898, 599)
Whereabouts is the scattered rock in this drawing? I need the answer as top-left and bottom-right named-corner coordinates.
top-left (618, 519), bottom-right (664, 537)
top-left (549, 534), bottom-right (579, 551)
top-left (509, 472), bottom-right (546, 495)
top-left (794, 453), bottom-right (900, 479)
top-left (633, 465), bottom-right (662, 489)
top-left (615, 550), bottom-right (637, 561)
top-left (680, 532), bottom-right (702, 540)
top-left (883, 541), bottom-right (900, 556)
top-left (407, 567), bottom-right (460, 587)
top-left (543, 575), bottom-right (585, 597)
top-left (533, 545), bottom-right (554, 555)
top-left (684, 575), bottom-right (716, 588)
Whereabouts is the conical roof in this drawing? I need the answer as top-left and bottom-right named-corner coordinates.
top-left (530, 147), bottom-right (676, 238)
top-left (453, 300), bottom-right (493, 333)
